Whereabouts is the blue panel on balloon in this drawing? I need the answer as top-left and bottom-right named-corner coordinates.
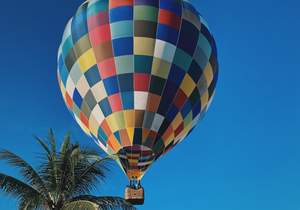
top-left (192, 102), bottom-right (201, 118)
top-left (160, 0), bottom-right (182, 16)
top-left (114, 131), bottom-right (122, 144)
top-left (188, 61), bottom-right (203, 83)
top-left (121, 91), bottom-right (134, 110)
top-left (58, 55), bottom-right (69, 86)
top-left (73, 89), bottom-right (83, 107)
top-left (157, 81), bottom-right (178, 115)
top-left (135, 0), bottom-right (159, 7)
top-left (71, 3), bottom-right (88, 43)
top-left (113, 37), bottom-right (133, 57)
top-left (98, 127), bottom-right (108, 143)
top-left (103, 76), bottom-right (119, 95)
top-left (156, 24), bottom-right (179, 45)
top-left (168, 65), bottom-right (185, 87)
top-left (201, 25), bottom-right (216, 56)
top-left (181, 100), bottom-right (192, 118)
top-left (178, 20), bottom-right (199, 56)
top-left (99, 98), bottom-right (112, 117)
top-left (166, 105), bottom-right (179, 121)
top-left (110, 6), bottom-right (133, 23)
top-left (118, 74), bottom-right (133, 92)
top-left (84, 65), bottom-right (101, 87)
top-left (62, 37), bottom-right (74, 59)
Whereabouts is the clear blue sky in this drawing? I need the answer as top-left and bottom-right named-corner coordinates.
top-left (0, 0), bottom-right (300, 209)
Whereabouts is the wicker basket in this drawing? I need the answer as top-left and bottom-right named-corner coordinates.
top-left (125, 186), bottom-right (144, 205)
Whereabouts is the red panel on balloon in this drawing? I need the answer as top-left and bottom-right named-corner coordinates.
top-left (174, 89), bottom-right (187, 109)
top-left (80, 112), bottom-right (89, 128)
top-left (98, 58), bottom-right (117, 79)
top-left (88, 11), bottom-right (109, 30)
top-left (65, 92), bottom-right (73, 109)
top-left (134, 73), bottom-right (150, 91)
top-left (108, 93), bottom-right (123, 112)
top-left (159, 9), bottom-right (181, 30)
top-left (89, 24), bottom-right (111, 46)
top-left (101, 120), bottom-right (112, 137)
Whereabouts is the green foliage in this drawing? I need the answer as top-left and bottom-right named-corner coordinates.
top-left (0, 129), bottom-right (135, 210)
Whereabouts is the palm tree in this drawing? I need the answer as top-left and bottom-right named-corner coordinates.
top-left (0, 129), bottom-right (135, 210)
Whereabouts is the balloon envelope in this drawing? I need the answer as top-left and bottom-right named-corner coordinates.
top-left (57, 0), bottom-right (218, 180)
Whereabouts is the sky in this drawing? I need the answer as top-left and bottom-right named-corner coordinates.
top-left (0, 0), bottom-right (300, 209)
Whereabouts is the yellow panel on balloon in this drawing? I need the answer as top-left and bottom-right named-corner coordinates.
top-left (151, 57), bottom-right (171, 79)
top-left (124, 110), bottom-right (135, 128)
top-left (58, 78), bottom-right (66, 97)
top-left (134, 37), bottom-right (155, 56)
top-left (78, 48), bottom-right (97, 73)
top-left (180, 74), bottom-right (196, 97)
top-left (115, 112), bottom-right (126, 129)
top-left (172, 113), bottom-right (183, 130)
top-left (106, 112), bottom-right (125, 133)
top-left (203, 62), bottom-right (214, 86)
top-left (89, 115), bottom-right (99, 137)
top-left (162, 126), bottom-right (174, 146)
top-left (201, 91), bottom-right (209, 111)
top-left (182, 121), bottom-right (192, 138)
top-left (184, 112), bottom-right (193, 127)
top-left (126, 127), bottom-right (134, 145)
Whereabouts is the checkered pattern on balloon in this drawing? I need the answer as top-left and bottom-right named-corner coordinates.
top-left (57, 0), bottom-right (218, 182)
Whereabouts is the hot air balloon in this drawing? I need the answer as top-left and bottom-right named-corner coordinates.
top-left (57, 0), bottom-right (218, 205)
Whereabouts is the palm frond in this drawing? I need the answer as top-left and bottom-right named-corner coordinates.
top-left (78, 157), bottom-right (110, 180)
top-left (72, 156), bottom-right (110, 195)
top-left (38, 157), bottom-right (59, 202)
top-left (55, 145), bottom-right (109, 197)
top-left (80, 148), bottom-right (104, 160)
top-left (0, 150), bottom-right (49, 200)
top-left (0, 173), bottom-right (40, 201)
top-left (38, 142), bottom-right (79, 202)
top-left (36, 132), bottom-right (59, 196)
top-left (57, 144), bottom-right (79, 198)
top-left (60, 133), bottom-right (71, 155)
top-left (35, 136), bottom-right (51, 157)
top-left (70, 146), bottom-right (81, 167)
top-left (18, 195), bottom-right (46, 210)
top-left (47, 129), bottom-right (56, 157)
top-left (0, 130), bottom-right (129, 210)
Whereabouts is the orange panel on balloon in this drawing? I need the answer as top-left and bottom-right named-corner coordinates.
top-left (109, 0), bottom-right (133, 9)
top-left (119, 129), bottom-right (131, 147)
